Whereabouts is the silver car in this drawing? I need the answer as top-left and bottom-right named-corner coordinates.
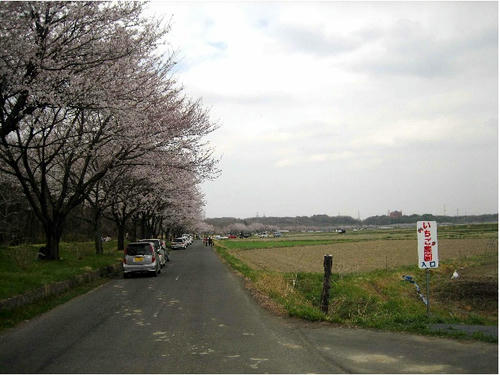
top-left (138, 239), bottom-right (168, 266)
top-left (123, 242), bottom-right (161, 277)
top-left (171, 237), bottom-right (187, 250)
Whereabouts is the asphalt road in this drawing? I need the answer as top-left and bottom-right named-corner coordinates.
top-left (0, 240), bottom-right (497, 373)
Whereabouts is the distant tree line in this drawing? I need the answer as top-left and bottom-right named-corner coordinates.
top-left (362, 214), bottom-right (498, 226)
top-left (205, 213), bottom-right (498, 233)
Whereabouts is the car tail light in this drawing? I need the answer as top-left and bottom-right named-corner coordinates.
top-left (123, 249), bottom-right (127, 264)
top-left (151, 245), bottom-right (156, 263)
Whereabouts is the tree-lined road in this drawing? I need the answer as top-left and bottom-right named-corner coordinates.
top-left (0, 241), bottom-right (497, 373)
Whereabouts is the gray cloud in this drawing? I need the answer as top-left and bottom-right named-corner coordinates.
top-left (270, 23), bottom-right (364, 57)
top-left (203, 91), bottom-right (295, 107)
top-left (154, 1), bottom-right (498, 218)
top-left (348, 22), bottom-right (497, 78)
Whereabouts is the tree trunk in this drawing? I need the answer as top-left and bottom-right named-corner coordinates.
top-left (93, 208), bottom-right (103, 255)
top-left (94, 219), bottom-right (103, 255)
top-left (44, 222), bottom-right (63, 260)
top-left (117, 223), bottom-right (125, 251)
top-left (130, 219), bottom-right (137, 242)
top-left (140, 217), bottom-right (146, 239)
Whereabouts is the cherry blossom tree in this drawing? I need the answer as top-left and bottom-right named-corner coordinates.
top-left (157, 175), bottom-right (206, 238)
top-left (90, 88), bottom-right (219, 251)
top-left (196, 221), bottom-right (215, 236)
top-left (224, 223), bottom-right (249, 235)
top-left (0, 2), bottom-right (220, 259)
top-left (105, 154), bottom-right (213, 250)
top-left (0, 2), bottom-right (167, 138)
top-left (0, 2), bottom-right (175, 259)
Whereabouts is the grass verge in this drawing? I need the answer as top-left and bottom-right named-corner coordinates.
top-left (215, 244), bottom-right (497, 343)
top-left (0, 278), bottom-right (108, 333)
top-left (0, 241), bottom-right (122, 300)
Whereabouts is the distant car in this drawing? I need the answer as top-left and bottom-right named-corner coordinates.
top-left (228, 234), bottom-right (237, 239)
top-left (123, 242), bottom-right (161, 277)
top-left (138, 239), bottom-right (167, 267)
top-left (171, 237), bottom-right (187, 250)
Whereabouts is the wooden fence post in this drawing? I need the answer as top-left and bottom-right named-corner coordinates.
top-left (320, 254), bottom-right (333, 314)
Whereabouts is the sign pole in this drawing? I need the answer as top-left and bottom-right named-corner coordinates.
top-left (417, 221), bottom-right (438, 317)
top-left (426, 268), bottom-right (430, 317)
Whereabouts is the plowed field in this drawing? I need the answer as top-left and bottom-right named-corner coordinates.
top-left (230, 238), bottom-right (497, 274)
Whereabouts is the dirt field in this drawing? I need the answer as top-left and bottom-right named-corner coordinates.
top-left (231, 238), bottom-right (498, 274)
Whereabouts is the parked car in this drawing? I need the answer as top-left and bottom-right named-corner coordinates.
top-left (123, 242), bottom-right (161, 277)
top-left (160, 240), bottom-right (171, 261)
top-left (138, 239), bottom-right (167, 267)
top-left (171, 237), bottom-right (187, 250)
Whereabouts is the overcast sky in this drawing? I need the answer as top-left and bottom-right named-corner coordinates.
top-left (147, 1), bottom-right (498, 219)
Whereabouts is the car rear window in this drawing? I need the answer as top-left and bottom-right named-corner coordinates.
top-left (126, 243), bottom-right (152, 256)
top-left (173, 238), bottom-right (184, 243)
top-left (138, 240), bottom-right (159, 249)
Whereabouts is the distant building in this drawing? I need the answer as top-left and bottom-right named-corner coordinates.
top-left (389, 210), bottom-right (403, 218)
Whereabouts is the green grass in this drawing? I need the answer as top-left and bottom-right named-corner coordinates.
top-left (439, 224), bottom-right (498, 239)
top-left (222, 224), bottom-right (498, 250)
top-left (293, 263), bottom-right (496, 328)
top-left (220, 238), bottom-right (367, 250)
top-left (221, 239), bottom-right (331, 250)
top-left (0, 241), bottom-right (122, 300)
top-left (214, 244), bottom-right (259, 281)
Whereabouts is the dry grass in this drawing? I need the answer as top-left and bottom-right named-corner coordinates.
top-left (231, 238), bottom-right (498, 274)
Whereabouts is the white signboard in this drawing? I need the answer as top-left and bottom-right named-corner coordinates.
top-left (417, 221), bottom-right (439, 269)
